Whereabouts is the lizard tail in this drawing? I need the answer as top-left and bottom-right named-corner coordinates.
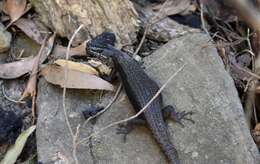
top-left (160, 141), bottom-right (180, 164)
top-left (146, 113), bottom-right (180, 164)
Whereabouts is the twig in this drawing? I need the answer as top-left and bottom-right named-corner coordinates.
top-left (63, 24), bottom-right (84, 164)
top-left (244, 29), bottom-right (257, 126)
top-left (246, 28), bottom-right (255, 72)
top-left (253, 104), bottom-right (258, 124)
top-left (200, 3), bottom-right (211, 38)
top-left (78, 64), bottom-right (186, 145)
top-left (72, 125), bottom-right (80, 164)
top-left (234, 64), bottom-right (260, 80)
top-left (134, 24), bottom-right (150, 56)
top-left (17, 49), bottom-right (25, 59)
top-left (20, 35), bottom-right (49, 123)
top-left (82, 82), bottom-right (122, 128)
top-left (236, 49), bottom-right (255, 58)
top-left (1, 85), bottom-right (26, 104)
top-left (134, 0), bottom-right (170, 56)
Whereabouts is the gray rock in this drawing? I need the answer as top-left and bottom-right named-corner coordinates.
top-left (36, 32), bottom-right (260, 164)
top-left (0, 23), bottom-right (11, 53)
top-left (144, 32), bottom-right (260, 164)
top-left (134, 2), bottom-right (199, 42)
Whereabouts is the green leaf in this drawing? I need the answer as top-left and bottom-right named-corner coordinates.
top-left (0, 125), bottom-right (36, 164)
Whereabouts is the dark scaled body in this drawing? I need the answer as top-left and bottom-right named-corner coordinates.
top-left (86, 32), bottom-right (192, 164)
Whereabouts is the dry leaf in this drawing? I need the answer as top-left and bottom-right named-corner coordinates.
top-left (41, 65), bottom-right (114, 91)
top-left (200, 0), bottom-right (237, 22)
top-left (51, 41), bottom-right (87, 59)
top-left (0, 125), bottom-right (36, 164)
top-left (252, 123), bottom-right (260, 147)
top-left (54, 59), bottom-right (99, 75)
top-left (14, 18), bottom-right (44, 44)
top-left (4, 0), bottom-right (27, 28)
top-left (20, 34), bottom-right (55, 121)
top-left (0, 57), bottom-right (35, 79)
top-left (0, 33), bottom-right (55, 79)
top-left (70, 40), bottom-right (87, 56)
top-left (19, 36), bottom-right (48, 101)
top-left (150, 0), bottom-right (192, 21)
top-left (20, 33), bottom-right (55, 97)
top-left (88, 59), bottom-right (112, 76)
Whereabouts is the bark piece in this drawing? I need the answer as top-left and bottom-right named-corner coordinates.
top-left (30, 0), bottom-right (139, 45)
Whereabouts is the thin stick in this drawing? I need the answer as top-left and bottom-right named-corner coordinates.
top-left (200, 3), bottom-right (211, 39)
top-left (1, 85), bottom-right (26, 104)
top-left (234, 64), bottom-right (260, 80)
top-left (17, 49), bottom-right (25, 59)
top-left (63, 24), bottom-right (84, 164)
top-left (246, 28), bottom-right (255, 72)
top-left (253, 104), bottom-right (258, 124)
top-left (72, 125), bottom-right (80, 164)
top-left (78, 64), bottom-right (185, 145)
top-left (134, 0), bottom-right (169, 56)
top-left (82, 82), bottom-right (122, 127)
top-left (134, 24), bottom-right (150, 56)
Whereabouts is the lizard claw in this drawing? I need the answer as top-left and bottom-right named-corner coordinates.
top-left (163, 105), bottom-right (194, 127)
top-left (173, 111), bottom-right (194, 127)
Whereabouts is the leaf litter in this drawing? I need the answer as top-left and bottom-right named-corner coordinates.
top-left (14, 18), bottom-right (45, 44)
top-left (0, 126), bottom-right (36, 164)
top-left (54, 59), bottom-right (99, 75)
top-left (2, 0), bottom-right (260, 162)
top-left (3, 0), bottom-right (27, 29)
top-left (41, 64), bottom-right (114, 91)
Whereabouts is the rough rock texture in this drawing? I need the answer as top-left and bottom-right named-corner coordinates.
top-left (0, 23), bottom-right (11, 53)
top-left (36, 32), bottom-right (260, 164)
top-left (30, 0), bottom-right (139, 45)
top-left (144, 33), bottom-right (260, 164)
top-left (133, 1), bottom-right (199, 42)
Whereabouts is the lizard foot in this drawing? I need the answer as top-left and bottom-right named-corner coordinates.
top-left (82, 106), bottom-right (104, 119)
top-left (163, 105), bottom-right (194, 127)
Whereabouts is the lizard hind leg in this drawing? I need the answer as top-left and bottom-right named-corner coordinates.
top-left (162, 105), bottom-right (194, 127)
top-left (116, 118), bottom-right (146, 142)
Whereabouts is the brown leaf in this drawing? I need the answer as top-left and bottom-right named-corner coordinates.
top-left (0, 57), bottom-right (35, 79)
top-left (20, 36), bottom-right (48, 101)
top-left (4, 0), bottom-right (27, 28)
top-left (150, 0), bottom-right (192, 20)
top-left (252, 123), bottom-right (260, 147)
top-left (88, 59), bottom-right (112, 76)
top-left (14, 18), bottom-right (44, 44)
top-left (41, 65), bottom-right (114, 91)
top-left (0, 33), bottom-right (55, 79)
top-left (200, 0), bottom-right (237, 22)
top-left (20, 34), bottom-right (55, 122)
top-left (51, 41), bottom-right (87, 59)
top-left (54, 59), bottom-right (99, 75)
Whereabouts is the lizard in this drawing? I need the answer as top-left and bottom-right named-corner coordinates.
top-left (85, 32), bottom-right (193, 164)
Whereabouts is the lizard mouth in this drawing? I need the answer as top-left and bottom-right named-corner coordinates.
top-left (86, 32), bottom-right (116, 59)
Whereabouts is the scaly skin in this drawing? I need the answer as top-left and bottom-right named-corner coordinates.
top-left (86, 32), bottom-right (192, 164)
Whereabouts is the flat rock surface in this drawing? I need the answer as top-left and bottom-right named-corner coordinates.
top-left (36, 32), bottom-right (260, 164)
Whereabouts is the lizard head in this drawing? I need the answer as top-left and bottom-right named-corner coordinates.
top-left (86, 32), bottom-right (116, 59)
